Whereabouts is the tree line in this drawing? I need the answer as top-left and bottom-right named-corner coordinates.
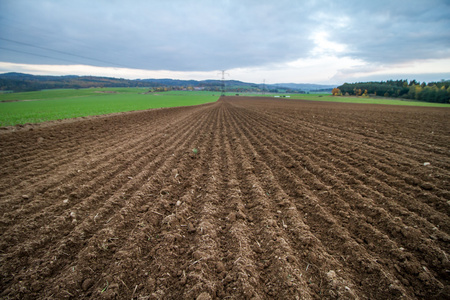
top-left (333, 80), bottom-right (450, 103)
top-left (0, 73), bottom-right (306, 94)
top-left (0, 73), bottom-right (153, 92)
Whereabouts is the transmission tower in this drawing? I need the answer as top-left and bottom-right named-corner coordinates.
top-left (219, 70), bottom-right (229, 96)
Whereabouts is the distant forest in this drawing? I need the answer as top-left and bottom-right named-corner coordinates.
top-left (0, 73), bottom-right (149, 92)
top-left (335, 80), bottom-right (450, 103)
top-left (0, 73), bottom-right (306, 94)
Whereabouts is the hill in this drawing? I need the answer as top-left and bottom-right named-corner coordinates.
top-left (0, 73), bottom-right (329, 93)
top-left (268, 83), bottom-right (336, 92)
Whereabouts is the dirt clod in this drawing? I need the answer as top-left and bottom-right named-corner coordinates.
top-left (420, 182), bottom-right (434, 190)
top-left (81, 278), bottom-right (94, 291)
top-left (196, 292), bottom-right (211, 300)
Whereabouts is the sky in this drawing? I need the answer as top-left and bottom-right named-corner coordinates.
top-left (0, 0), bottom-right (449, 85)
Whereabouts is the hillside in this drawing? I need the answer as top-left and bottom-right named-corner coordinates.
top-left (268, 83), bottom-right (336, 92)
top-left (0, 73), bottom-right (331, 93)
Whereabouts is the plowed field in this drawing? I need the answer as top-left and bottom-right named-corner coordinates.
top-left (1, 96), bottom-right (449, 299)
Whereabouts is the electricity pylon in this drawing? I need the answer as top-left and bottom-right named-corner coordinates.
top-left (219, 70), bottom-right (229, 96)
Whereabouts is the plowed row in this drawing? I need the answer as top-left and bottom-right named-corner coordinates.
top-left (1, 97), bottom-right (449, 299)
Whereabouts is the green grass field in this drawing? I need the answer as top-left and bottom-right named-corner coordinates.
top-left (2, 89), bottom-right (448, 126)
top-left (0, 89), bottom-right (219, 126)
top-left (235, 93), bottom-right (450, 107)
top-left (289, 94), bottom-right (450, 107)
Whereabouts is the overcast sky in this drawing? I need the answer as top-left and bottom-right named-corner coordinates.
top-left (0, 0), bottom-right (449, 84)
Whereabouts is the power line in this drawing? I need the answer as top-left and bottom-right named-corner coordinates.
top-left (0, 46), bottom-right (82, 65)
top-left (0, 37), bottom-right (129, 68)
top-left (0, 17), bottom-right (109, 60)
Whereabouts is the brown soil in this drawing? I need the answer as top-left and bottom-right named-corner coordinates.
top-left (1, 96), bottom-right (449, 299)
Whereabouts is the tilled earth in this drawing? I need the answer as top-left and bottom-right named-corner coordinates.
top-left (0, 96), bottom-right (449, 299)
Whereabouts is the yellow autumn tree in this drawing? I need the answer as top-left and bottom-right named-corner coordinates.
top-left (332, 88), bottom-right (341, 96)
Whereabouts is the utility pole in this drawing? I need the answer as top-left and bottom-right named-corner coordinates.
top-left (263, 79), bottom-right (266, 95)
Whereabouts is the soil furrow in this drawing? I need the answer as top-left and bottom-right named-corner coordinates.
top-left (217, 103), bottom-right (280, 299)
top-left (0, 106), bottom-right (208, 250)
top-left (264, 107), bottom-right (450, 184)
top-left (1, 97), bottom-right (449, 299)
top-left (0, 105), bottom-right (206, 208)
top-left (0, 106), bottom-right (213, 298)
top-left (226, 102), bottom-right (402, 298)
top-left (250, 99), bottom-right (449, 158)
top-left (36, 104), bottom-right (220, 299)
top-left (243, 101), bottom-right (449, 195)
top-left (235, 100), bottom-right (450, 234)
top-left (237, 102), bottom-right (450, 256)
top-left (0, 105), bottom-right (207, 195)
top-left (227, 100), bottom-right (448, 297)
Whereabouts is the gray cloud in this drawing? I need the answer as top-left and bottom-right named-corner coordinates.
top-left (0, 0), bottom-right (449, 72)
top-left (323, 0), bottom-right (450, 63)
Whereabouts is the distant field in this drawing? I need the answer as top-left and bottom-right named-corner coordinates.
top-left (292, 94), bottom-right (450, 107)
top-left (237, 93), bottom-right (450, 107)
top-left (2, 89), bottom-right (448, 126)
top-left (0, 89), bottom-right (219, 126)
